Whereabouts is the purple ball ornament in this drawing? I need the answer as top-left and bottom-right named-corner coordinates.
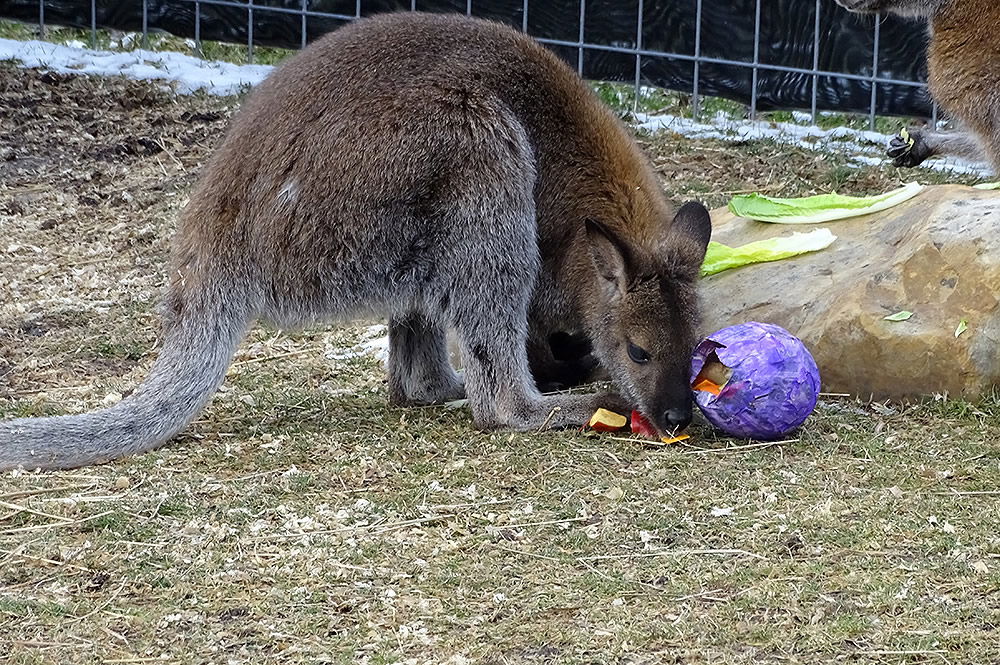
top-left (690, 322), bottom-right (820, 440)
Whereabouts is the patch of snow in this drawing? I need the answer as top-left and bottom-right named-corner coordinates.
top-left (325, 324), bottom-right (390, 363)
top-left (634, 111), bottom-right (992, 179)
top-left (0, 37), bottom-right (272, 96)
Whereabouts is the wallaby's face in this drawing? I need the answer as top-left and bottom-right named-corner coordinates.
top-left (834, 0), bottom-right (950, 18)
top-left (585, 202), bottom-right (712, 435)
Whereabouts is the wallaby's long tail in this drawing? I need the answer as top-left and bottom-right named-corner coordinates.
top-left (0, 287), bottom-right (250, 471)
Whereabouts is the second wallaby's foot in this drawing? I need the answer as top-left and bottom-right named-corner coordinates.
top-left (887, 129), bottom-right (934, 168)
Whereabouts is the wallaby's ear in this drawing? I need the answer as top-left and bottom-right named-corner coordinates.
top-left (585, 219), bottom-right (632, 297)
top-left (669, 201), bottom-right (713, 262)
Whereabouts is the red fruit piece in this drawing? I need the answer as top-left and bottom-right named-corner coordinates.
top-left (630, 410), bottom-right (659, 439)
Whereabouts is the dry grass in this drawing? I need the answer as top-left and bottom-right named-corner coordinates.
top-left (2, 65), bottom-right (1000, 665)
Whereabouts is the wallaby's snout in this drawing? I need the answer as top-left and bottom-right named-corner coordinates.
top-left (664, 407), bottom-right (693, 432)
top-left (660, 399), bottom-right (694, 434)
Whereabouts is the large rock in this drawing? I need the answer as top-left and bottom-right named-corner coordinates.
top-left (701, 185), bottom-right (1000, 400)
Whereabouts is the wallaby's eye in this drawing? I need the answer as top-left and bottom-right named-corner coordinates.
top-left (627, 342), bottom-right (650, 364)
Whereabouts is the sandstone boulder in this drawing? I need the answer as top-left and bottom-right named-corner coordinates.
top-left (701, 185), bottom-right (1000, 400)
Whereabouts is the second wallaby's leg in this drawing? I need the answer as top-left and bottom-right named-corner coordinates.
top-left (888, 128), bottom-right (987, 167)
top-left (387, 312), bottom-right (465, 406)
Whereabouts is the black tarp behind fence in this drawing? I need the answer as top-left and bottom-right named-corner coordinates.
top-left (0, 0), bottom-right (933, 118)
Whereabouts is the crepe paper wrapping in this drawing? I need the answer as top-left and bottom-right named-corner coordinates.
top-left (728, 182), bottom-right (924, 224)
top-left (700, 228), bottom-right (837, 277)
top-left (690, 322), bottom-right (820, 441)
top-left (973, 182), bottom-right (1000, 190)
top-left (884, 310), bottom-right (913, 322)
top-left (588, 408), bottom-right (627, 432)
top-left (955, 319), bottom-right (969, 338)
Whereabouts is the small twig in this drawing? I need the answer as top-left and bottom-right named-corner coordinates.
top-left (257, 514), bottom-right (454, 540)
top-left (493, 545), bottom-right (560, 562)
top-left (536, 406), bottom-right (561, 432)
top-left (0, 484), bottom-right (96, 500)
top-left (681, 439), bottom-right (796, 455)
top-left (860, 651), bottom-right (948, 656)
top-left (419, 499), bottom-right (514, 511)
top-left (936, 489), bottom-right (1000, 496)
top-left (670, 588), bottom-right (728, 602)
top-left (480, 515), bottom-right (591, 530)
top-left (0, 510), bottom-right (113, 535)
top-left (12, 640), bottom-right (81, 648)
top-left (154, 137), bottom-right (184, 168)
top-left (0, 548), bottom-right (93, 573)
top-left (231, 348), bottom-right (314, 366)
top-left (0, 499), bottom-right (77, 523)
top-left (578, 548), bottom-right (766, 562)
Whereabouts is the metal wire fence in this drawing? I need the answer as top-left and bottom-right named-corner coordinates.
top-left (18, 0), bottom-right (935, 129)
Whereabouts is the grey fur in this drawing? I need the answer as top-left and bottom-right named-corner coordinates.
top-left (0, 13), bottom-right (710, 471)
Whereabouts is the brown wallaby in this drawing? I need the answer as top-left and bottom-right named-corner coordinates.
top-left (835, 0), bottom-right (1000, 172)
top-left (0, 12), bottom-right (712, 471)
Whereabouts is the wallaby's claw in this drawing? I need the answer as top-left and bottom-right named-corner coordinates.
top-left (887, 128), bottom-right (929, 168)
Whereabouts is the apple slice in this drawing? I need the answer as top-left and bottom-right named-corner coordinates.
top-left (630, 410), bottom-right (659, 439)
top-left (587, 408), bottom-right (627, 432)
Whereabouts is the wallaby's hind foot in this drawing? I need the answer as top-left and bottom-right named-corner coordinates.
top-left (387, 312), bottom-right (465, 406)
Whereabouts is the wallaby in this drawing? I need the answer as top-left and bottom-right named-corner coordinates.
top-left (0, 12), bottom-right (712, 471)
top-left (835, 0), bottom-right (1000, 172)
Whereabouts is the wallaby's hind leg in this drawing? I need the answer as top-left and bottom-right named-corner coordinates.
top-left (387, 312), bottom-right (465, 406)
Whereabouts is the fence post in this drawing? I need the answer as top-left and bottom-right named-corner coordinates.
top-left (633, 0), bottom-right (644, 114)
top-left (692, 0), bottom-right (702, 121)
top-left (811, 0), bottom-right (820, 124)
top-left (750, 0), bottom-right (761, 121)
top-left (869, 16), bottom-right (880, 131)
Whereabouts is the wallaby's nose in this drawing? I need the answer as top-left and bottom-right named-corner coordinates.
top-left (663, 407), bottom-right (692, 432)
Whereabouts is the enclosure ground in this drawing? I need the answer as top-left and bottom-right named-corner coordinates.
top-left (2, 66), bottom-right (999, 665)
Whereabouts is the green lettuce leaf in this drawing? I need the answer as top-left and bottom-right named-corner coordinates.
top-left (884, 311), bottom-right (913, 322)
top-left (973, 182), bottom-right (1000, 190)
top-left (700, 228), bottom-right (836, 277)
top-left (728, 182), bottom-right (924, 223)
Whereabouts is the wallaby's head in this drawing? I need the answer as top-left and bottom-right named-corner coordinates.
top-left (834, 0), bottom-right (950, 18)
top-left (584, 201), bottom-right (712, 435)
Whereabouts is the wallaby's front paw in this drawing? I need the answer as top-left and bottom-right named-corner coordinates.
top-left (887, 128), bottom-right (931, 168)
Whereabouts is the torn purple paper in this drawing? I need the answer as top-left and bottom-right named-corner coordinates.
top-left (691, 322), bottom-right (820, 440)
